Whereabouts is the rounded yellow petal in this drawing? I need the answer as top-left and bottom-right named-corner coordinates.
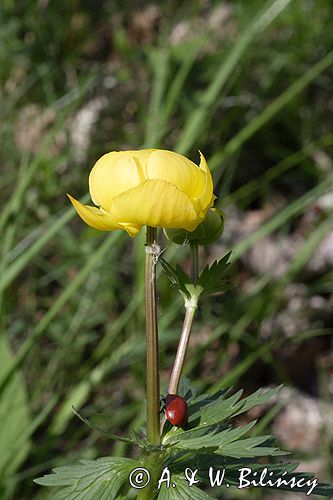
top-left (89, 150), bottom-right (157, 210)
top-left (110, 179), bottom-right (201, 230)
top-left (194, 151), bottom-right (216, 212)
top-left (67, 194), bottom-right (141, 236)
top-left (146, 150), bottom-right (205, 198)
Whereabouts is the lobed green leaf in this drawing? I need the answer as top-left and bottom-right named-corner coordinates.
top-left (158, 474), bottom-right (214, 499)
top-left (34, 457), bottom-right (139, 499)
top-left (197, 252), bottom-right (232, 297)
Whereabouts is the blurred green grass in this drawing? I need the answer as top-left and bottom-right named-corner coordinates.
top-left (1, 0), bottom-right (333, 498)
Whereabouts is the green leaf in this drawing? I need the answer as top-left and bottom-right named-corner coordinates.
top-left (166, 422), bottom-right (285, 459)
top-left (167, 422), bottom-right (256, 451)
top-left (190, 386), bottom-right (282, 429)
top-left (215, 436), bottom-right (286, 458)
top-left (232, 385), bottom-right (283, 418)
top-left (165, 429), bottom-right (217, 451)
top-left (158, 474), bottom-right (214, 499)
top-left (34, 457), bottom-right (139, 499)
top-left (160, 252), bottom-right (231, 301)
top-left (190, 389), bottom-right (244, 427)
top-left (208, 421), bottom-right (258, 448)
top-left (159, 257), bottom-right (192, 299)
top-left (165, 425), bottom-right (215, 446)
top-left (197, 252), bottom-right (232, 297)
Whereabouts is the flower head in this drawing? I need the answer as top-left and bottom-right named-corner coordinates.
top-left (68, 149), bottom-right (215, 237)
top-left (164, 207), bottom-right (224, 245)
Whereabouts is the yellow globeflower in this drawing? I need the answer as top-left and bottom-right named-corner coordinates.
top-left (68, 149), bottom-right (215, 237)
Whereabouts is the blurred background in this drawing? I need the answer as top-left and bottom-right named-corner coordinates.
top-left (1, 0), bottom-right (333, 498)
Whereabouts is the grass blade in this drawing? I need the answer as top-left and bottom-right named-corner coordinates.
top-left (176, 0), bottom-right (293, 154)
top-left (219, 49), bottom-right (333, 164)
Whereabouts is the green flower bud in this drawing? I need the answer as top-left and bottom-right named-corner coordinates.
top-left (164, 208), bottom-right (224, 245)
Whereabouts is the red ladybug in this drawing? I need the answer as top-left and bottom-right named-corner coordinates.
top-left (163, 394), bottom-right (188, 427)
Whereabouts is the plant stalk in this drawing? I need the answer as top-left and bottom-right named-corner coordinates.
top-left (145, 226), bottom-right (161, 446)
top-left (137, 450), bottom-right (165, 500)
top-left (168, 239), bottom-right (199, 395)
top-left (190, 240), bottom-right (199, 284)
top-left (168, 299), bottom-right (197, 395)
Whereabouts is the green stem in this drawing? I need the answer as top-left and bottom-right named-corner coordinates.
top-left (138, 450), bottom-right (165, 500)
top-left (145, 226), bottom-right (161, 446)
top-left (167, 240), bottom-right (199, 397)
top-left (190, 240), bottom-right (199, 284)
top-left (138, 227), bottom-right (162, 500)
top-left (168, 298), bottom-right (198, 395)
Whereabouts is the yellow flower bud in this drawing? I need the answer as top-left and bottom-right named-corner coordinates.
top-left (164, 208), bottom-right (224, 245)
top-left (68, 149), bottom-right (215, 237)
